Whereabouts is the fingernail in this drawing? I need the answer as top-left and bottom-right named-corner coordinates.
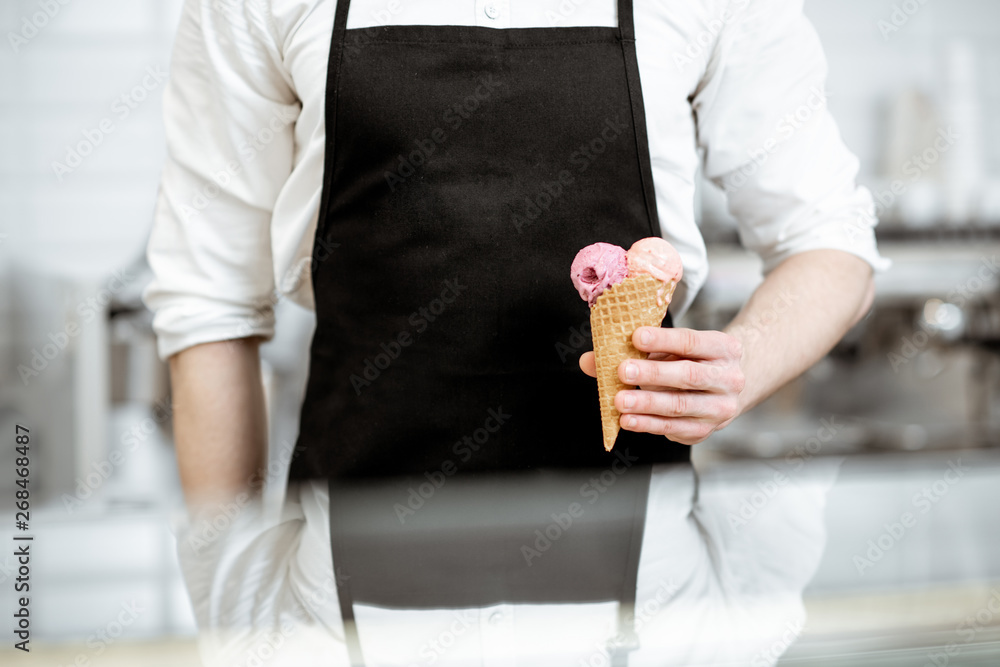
top-left (639, 329), bottom-right (652, 345)
top-left (625, 416), bottom-right (638, 428)
top-left (621, 392), bottom-right (636, 409)
top-left (625, 363), bottom-right (638, 382)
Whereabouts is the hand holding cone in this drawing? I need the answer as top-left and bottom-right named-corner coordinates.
top-left (570, 238), bottom-right (683, 451)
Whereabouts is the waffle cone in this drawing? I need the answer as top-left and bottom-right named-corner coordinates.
top-left (590, 274), bottom-right (676, 451)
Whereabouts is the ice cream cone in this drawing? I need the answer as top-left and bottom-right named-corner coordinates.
top-left (590, 273), bottom-right (676, 451)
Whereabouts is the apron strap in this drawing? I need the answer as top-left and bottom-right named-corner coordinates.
top-left (325, 7), bottom-right (354, 646)
top-left (616, 0), bottom-right (634, 41)
top-left (329, 499), bottom-right (365, 667)
top-left (616, 0), bottom-right (661, 237)
top-left (334, 0), bottom-right (350, 31)
top-left (612, 464), bottom-right (651, 665)
top-left (316, 0), bottom-right (352, 242)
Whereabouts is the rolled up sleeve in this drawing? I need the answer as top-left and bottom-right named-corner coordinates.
top-left (143, 0), bottom-right (300, 361)
top-left (692, 0), bottom-right (890, 275)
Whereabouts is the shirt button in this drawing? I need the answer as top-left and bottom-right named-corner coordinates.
top-left (484, 3), bottom-right (500, 19)
top-left (488, 610), bottom-right (503, 625)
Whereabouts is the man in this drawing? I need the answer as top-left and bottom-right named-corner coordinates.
top-left (145, 0), bottom-right (886, 665)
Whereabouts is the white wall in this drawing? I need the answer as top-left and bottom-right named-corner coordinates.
top-left (1, 0), bottom-right (998, 275)
top-left (1, 0), bottom-right (184, 278)
top-left (804, 0), bottom-right (1000, 182)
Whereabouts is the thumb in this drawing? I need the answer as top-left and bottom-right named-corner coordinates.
top-left (578, 351), bottom-right (596, 378)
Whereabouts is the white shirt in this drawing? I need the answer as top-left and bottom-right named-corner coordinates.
top-left (142, 0), bottom-right (889, 361)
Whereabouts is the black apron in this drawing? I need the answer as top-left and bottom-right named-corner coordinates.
top-left (290, 0), bottom-right (692, 663)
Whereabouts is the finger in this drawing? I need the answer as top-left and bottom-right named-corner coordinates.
top-left (647, 351), bottom-right (682, 363)
top-left (615, 389), bottom-right (736, 421)
top-left (618, 358), bottom-right (731, 392)
top-left (581, 350), bottom-right (677, 378)
top-left (619, 413), bottom-right (710, 445)
top-left (632, 327), bottom-right (742, 361)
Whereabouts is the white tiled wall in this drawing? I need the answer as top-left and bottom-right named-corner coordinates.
top-left (804, 0), bottom-right (1000, 180)
top-left (0, 0), bottom-right (183, 277)
top-left (1, 0), bottom-right (998, 275)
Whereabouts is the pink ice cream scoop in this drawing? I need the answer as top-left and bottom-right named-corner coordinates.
top-left (625, 237), bottom-right (683, 284)
top-left (570, 242), bottom-right (629, 305)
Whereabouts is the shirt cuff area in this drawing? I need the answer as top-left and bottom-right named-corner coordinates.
top-left (755, 220), bottom-right (893, 277)
top-left (149, 303), bottom-right (277, 361)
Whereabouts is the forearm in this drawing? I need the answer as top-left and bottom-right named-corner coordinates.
top-left (168, 337), bottom-right (269, 510)
top-left (724, 249), bottom-right (874, 416)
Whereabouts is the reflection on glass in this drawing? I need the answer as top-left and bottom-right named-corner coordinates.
top-left (172, 457), bottom-right (839, 666)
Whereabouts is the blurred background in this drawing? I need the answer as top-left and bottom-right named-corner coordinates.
top-left (1, 0), bottom-right (999, 664)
